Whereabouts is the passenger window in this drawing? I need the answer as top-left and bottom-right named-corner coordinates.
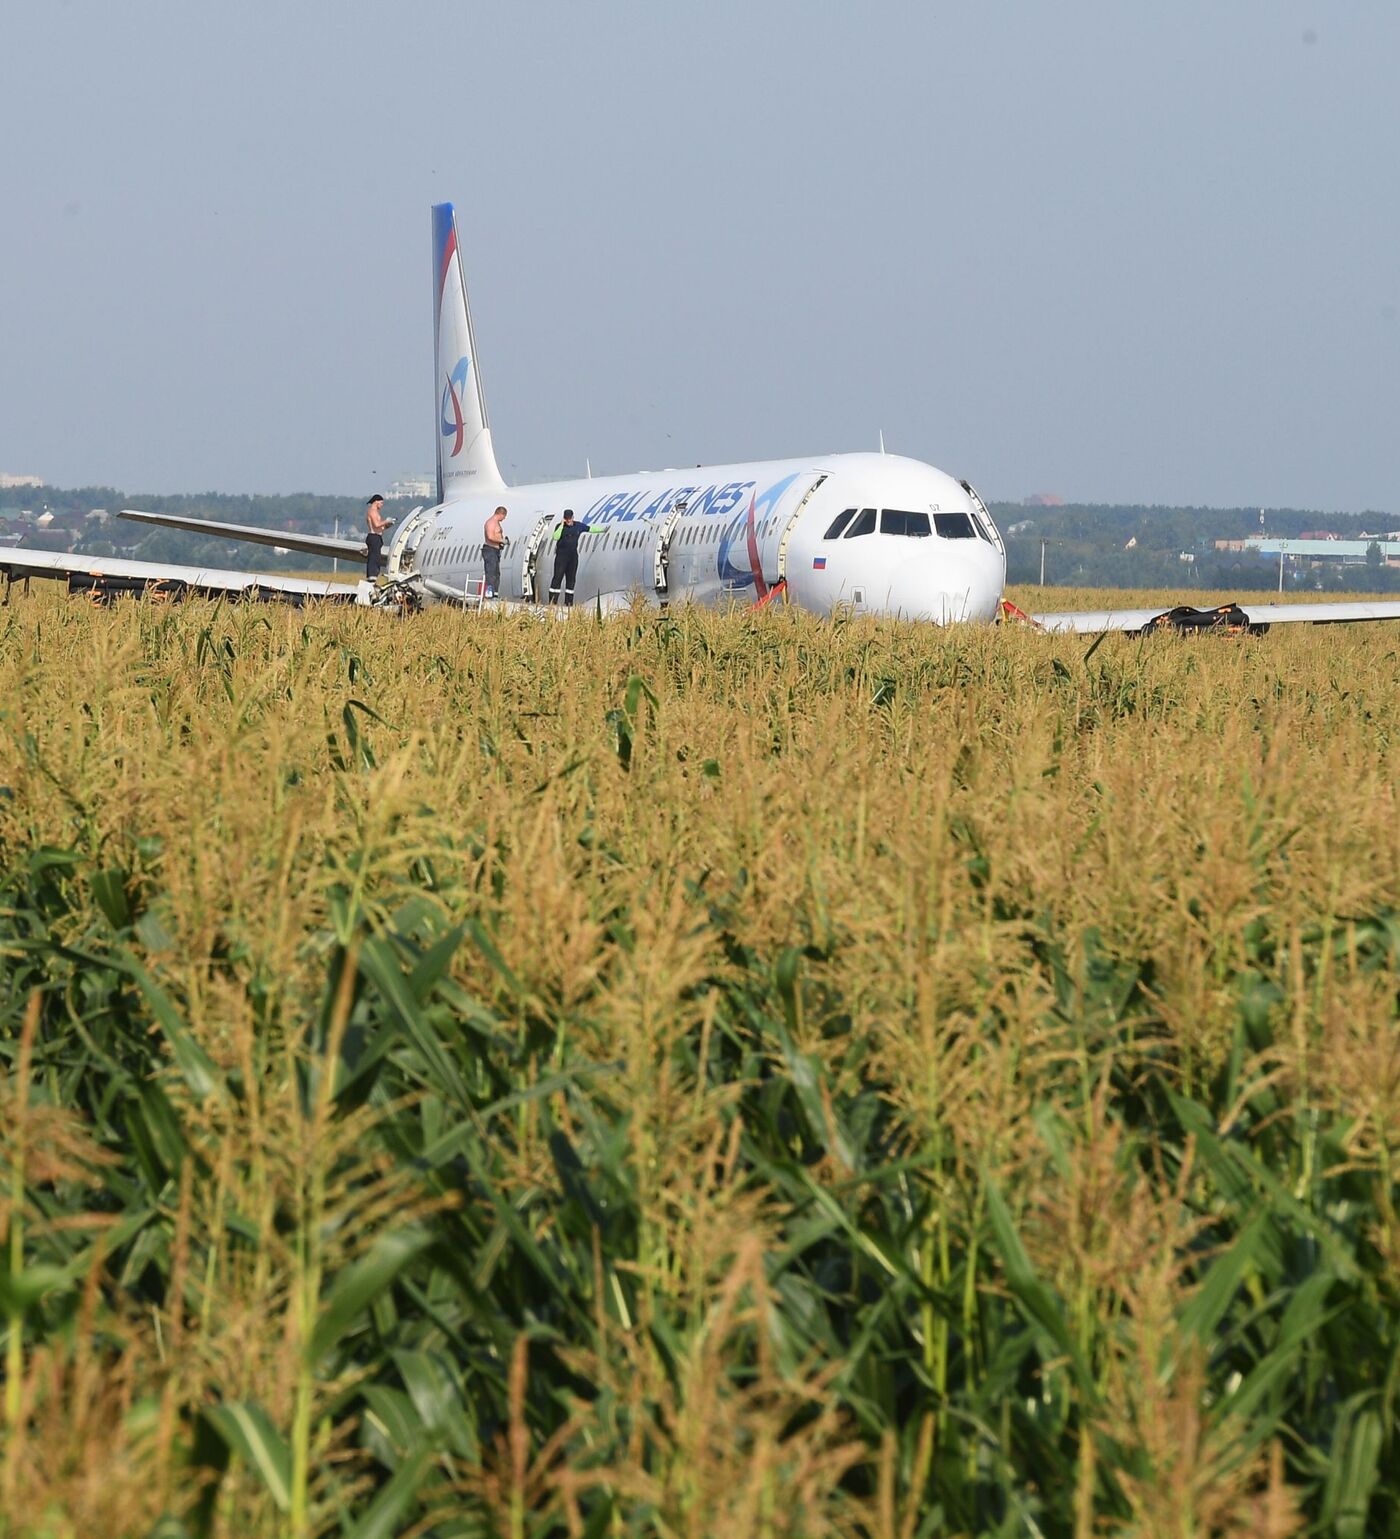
top-left (824, 509), bottom-right (856, 540)
top-left (881, 510), bottom-right (932, 537)
top-left (933, 513), bottom-right (977, 539)
top-left (844, 508), bottom-right (877, 538)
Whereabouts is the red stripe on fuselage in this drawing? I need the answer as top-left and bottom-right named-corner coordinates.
top-left (744, 491), bottom-right (768, 600)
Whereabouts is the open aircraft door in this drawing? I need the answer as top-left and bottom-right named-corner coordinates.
top-left (652, 500), bottom-right (686, 599)
top-left (775, 475), bottom-right (828, 586)
top-left (520, 512), bottom-right (555, 602)
top-left (386, 506), bottom-right (432, 578)
top-left (961, 480), bottom-right (1004, 557)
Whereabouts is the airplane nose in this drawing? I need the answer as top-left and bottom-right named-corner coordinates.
top-left (895, 542), bottom-right (1004, 623)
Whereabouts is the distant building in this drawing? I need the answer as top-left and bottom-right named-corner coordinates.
top-left (1218, 536), bottom-right (1400, 569)
top-left (1022, 493), bottom-right (1064, 507)
top-left (387, 475), bottom-right (434, 500)
top-left (0, 473), bottom-right (43, 489)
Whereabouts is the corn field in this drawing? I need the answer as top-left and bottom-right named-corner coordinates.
top-left (2, 584), bottom-right (1399, 1537)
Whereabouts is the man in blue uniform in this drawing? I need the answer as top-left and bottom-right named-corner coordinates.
top-left (547, 509), bottom-right (594, 606)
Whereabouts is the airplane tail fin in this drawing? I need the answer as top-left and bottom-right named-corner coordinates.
top-left (432, 203), bottom-right (505, 501)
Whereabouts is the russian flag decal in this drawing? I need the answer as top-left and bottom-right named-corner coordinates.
top-left (812, 555), bottom-right (827, 570)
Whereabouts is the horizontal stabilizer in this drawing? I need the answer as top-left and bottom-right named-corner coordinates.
top-left (120, 508), bottom-right (370, 563)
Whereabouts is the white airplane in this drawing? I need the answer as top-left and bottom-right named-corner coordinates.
top-left (7, 203), bottom-right (1400, 637)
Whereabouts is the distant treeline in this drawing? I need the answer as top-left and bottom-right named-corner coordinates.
top-left (7, 484), bottom-right (1399, 592)
top-left (989, 501), bottom-right (1400, 594)
top-left (0, 485), bottom-right (403, 573)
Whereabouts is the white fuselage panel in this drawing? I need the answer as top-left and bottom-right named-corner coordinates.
top-left (390, 451), bottom-right (1005, 624)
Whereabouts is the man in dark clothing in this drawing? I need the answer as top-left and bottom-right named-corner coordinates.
top-left (365, 494), bottom-right (388, 578)
top-left (547, 509), bottom-right (593, 606)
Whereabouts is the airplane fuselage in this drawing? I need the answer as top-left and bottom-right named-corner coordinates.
top-left (388, 450), bottom-right (1006, 623)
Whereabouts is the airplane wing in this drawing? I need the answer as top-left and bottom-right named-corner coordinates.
top-left (0, 546), bottom-right (364, 605)
top-left (119, 508), bottom-right (370, 562)
top-left (1030, 599), bottom-right (1400, 635)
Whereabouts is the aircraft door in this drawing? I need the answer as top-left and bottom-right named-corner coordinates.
top-left (775, 475), bottom-right (829, 584)
top-left (960, 480), bottom-right (1005, 557)
top-left (520, 512), bottom-right (555, 602)
top-left (386, 506), bottom-right (432, 577)
top-left (652, 501), bottom-right (685, 598)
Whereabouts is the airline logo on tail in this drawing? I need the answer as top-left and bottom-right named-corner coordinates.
top-left (441, 355), bottom-right (470, 457)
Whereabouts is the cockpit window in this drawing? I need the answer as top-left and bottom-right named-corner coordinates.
top-left (933, 512), bottom-right (977, 539)
top-left (844, 507), bottom-right (877, 538)
top-left (881, 509), bottom-right (932, 537)
top-left (824, 508), bottom-right (856, 540)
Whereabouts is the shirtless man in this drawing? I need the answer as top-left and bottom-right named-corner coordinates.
top-left (365, 495), bottom-right (388, 579)
top-left (483, 505), bottom-right (507, 598)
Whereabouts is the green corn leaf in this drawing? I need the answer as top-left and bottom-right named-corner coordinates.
top-left (1214, 1270), bottom-right (1338, 1436)
top-left (310, 1227), bottom-right (435, 1366)
top-left (118, 953), bottom-right (223, 1102)
top-left (465, 917), bottom-right (524, 997)
top-left (89, 866), bottom-right (131, 928)
top-left (1320, 1395), bottom-right (1382, 1539)
top-left (1168, 1090), bottom-right (1360, 1281)
top-left (360, 1385), bottom-right (421, 1464)
top-left (984, 1176), bottom-right (1095, 1400)
top-left (0, 1262), bottom-right (71, 1317)
top-left (203, 1402), bottom-right (291, 1512)
top-left (1177, 1214), bottom-right (1267, 1347)
top-left (357, 937), bottom-right (470, 1105)
top-left (792, 1166), bottom-right (919, 1287)
top-left (415, 1062), bottom-right (623, 1169)
top-left (407, 923), bottom-right (466, 996)
top-left (342, 1448), bottom-right (430, 1539)
top-left (392, 1349), bottom-right (478, 1459)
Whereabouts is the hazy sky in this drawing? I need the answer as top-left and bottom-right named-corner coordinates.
top-left (4, 2), bottom-right (1398, 510)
